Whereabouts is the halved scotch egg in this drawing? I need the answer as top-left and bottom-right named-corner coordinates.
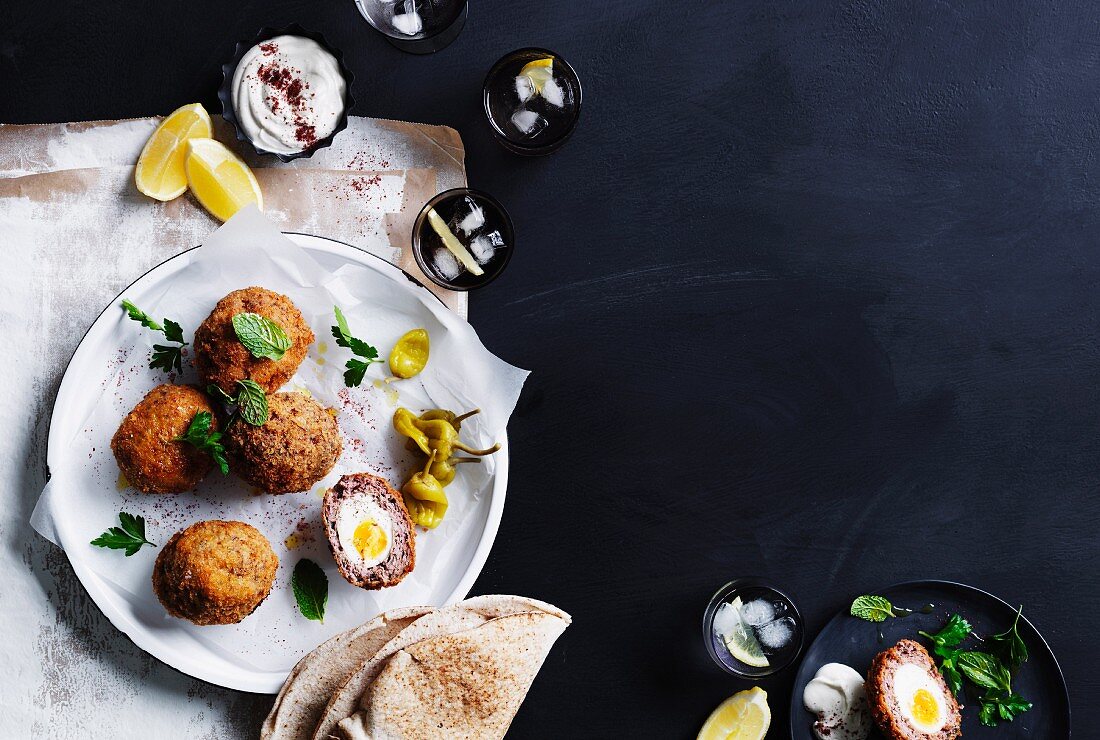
top-left (867, 639), bottom-right (962, 740)
top-left (322, 473), bottom-right (415, 590)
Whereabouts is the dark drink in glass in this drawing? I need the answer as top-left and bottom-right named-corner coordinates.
top-left (354, 0), bottom-right (467, 54)
top-left (412, 188), bottom-right (515, 291)
top-left (483, 47), bottom-right (582, 155)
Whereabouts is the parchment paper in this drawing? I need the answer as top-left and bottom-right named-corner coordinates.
top-left (28, 208), bottom-right (526, 678)
top-left (0, 115), bottom-right (467, 316)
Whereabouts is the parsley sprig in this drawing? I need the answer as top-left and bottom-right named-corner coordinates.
top-left (90, 512), bottom-right (155, 556)
top-left (331, 305), bottom-right (382, 387)
top-left (175, 411), bottom-right (228, 474)
top-left (207, 379), bottom-right (270, 426)
top-left (920, 613), bottom-right (1033, 727)
top-left (121, 299), bottom-right (188, 373)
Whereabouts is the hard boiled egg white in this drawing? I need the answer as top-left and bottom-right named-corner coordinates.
top-left (892, 663), bottom-right (949, 734)
top-left (334, 495), bottom-right (394, 568)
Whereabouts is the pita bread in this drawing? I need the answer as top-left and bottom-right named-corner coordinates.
top-left (262, 606), bottom-right (433, 740)
top-left (314, 595), bottom-right (570, 740)
top-left (337, 611), bottom-right (569, 740)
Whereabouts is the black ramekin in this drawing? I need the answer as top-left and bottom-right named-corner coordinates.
top-left (218, 24), bottom-right (356, 163)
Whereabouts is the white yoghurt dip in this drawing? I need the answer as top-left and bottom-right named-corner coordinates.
top-left (231, 35), bottom-right (346, 155)
top-left (803, 663), bottom-right (872, 740)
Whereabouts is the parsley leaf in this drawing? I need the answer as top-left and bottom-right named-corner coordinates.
top-left (232, 312), bottom-right (292, 361)
top-left (920, 613), bottom-right (972, 650)
top-left (91, 511), bottom-right (155, 556)
top-left (957, 651), bottom-right (1012, 691)
top-left (985, 605), bottom-right (1029, 670)
top-left (174, 410), bottom-right (229, 474)
top-left (235, 379), bottom-right (269, 426)
top-left (850, 595), bottom-right (895, 623)
top-left (291, 558), bottom-right (328, 622)
top-left (122, 299), bottom-right (188, 373)
top-left (331, 305), bottom-right (381, 386)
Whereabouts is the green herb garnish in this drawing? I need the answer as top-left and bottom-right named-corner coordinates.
top-left (850, 595), bottom-right (896, 623)
top-left (985, 605), bottom-right (1029, 670)
top-left (205, 380), bottom-right (269, 426)
top-left (291, 558), bottom-right (328, 622)
top-left (232, 312), bottom-right (292, 361)
top-left (331, 305), bottom-right (381, 387)
top-left (174, 410), bottom-right (228, 474)
top-left (90, 511), bottom-right (155, 556)
top-left (122, 299), bottom-right (188, 373)
top-left (920, 613), bottom-right (1032, 727)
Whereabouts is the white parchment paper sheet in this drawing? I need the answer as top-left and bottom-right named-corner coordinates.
top-left (30, 207), bottom-right (526, 678)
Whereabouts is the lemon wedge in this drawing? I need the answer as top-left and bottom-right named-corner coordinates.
top-left (184, 138), bottom-right (263, 221)
top-left (135, 103), bottom-right (213, 201)
top-left (697, 687), bottom-right (771, 740)
top-left (518, 57), bottom-right (554, 93)
top-left (721, 597), bottom-right (769, 668)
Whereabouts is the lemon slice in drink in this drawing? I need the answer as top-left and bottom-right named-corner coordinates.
top-left (697, 687), bottom-right (771, 740)
top-left (717, 597), bottom-right (769, 668)
top-left (184, 138), bottom-right (263, 221)
top-left (135, 103), bottom-right (213, 201)
top-left (518, 57), bottom-right (554, 93)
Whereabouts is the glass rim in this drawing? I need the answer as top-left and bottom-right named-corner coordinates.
top-left (482, 46), bottom-right (583, 151)
top-left (702, 578), bottom-right (805, 678)
top-left (411, 187), bottom-right (515, 291)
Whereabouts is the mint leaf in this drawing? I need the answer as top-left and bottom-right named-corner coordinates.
top-left (235, 379), bottom-right (269, 426)
top-left (91, 512), bottom-right (155, 556)
top-left (291, 558), bottom-right (328, 622)
top-left (850, 595), bottom-right (895, 622)
top-left (957, 651), bottom-right (1011, 691)
top-left (232, 312), bottom-right (292, 361)
top-left (206, 384), bottom-right (236, 406)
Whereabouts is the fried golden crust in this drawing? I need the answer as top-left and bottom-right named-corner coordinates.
top-left (866, 639), bottom-right (962, 740)
top-left (226, 391), bottom-right (342, 494)
top-left (110, 384), bottom-right (217, 494)
top-left (152, 520), bottom-right (278, 626)
top-left (193, 286), bottom-right (314, 395)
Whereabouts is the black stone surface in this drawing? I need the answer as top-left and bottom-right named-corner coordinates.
top-left (2, 2), bottom-right (1097, 737)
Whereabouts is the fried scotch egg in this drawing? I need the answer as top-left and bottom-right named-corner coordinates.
top-left (866, 639), bottom-right (962, 740)
top-left (323, 473), bottom-right (415, 590)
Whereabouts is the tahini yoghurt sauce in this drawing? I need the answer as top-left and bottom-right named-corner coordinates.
top-left (803, 663), bottom-right (872, 740)
top-left (231, 35), bottom-right (346, 155)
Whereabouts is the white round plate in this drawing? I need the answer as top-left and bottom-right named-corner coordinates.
top-left (44, 233), bottom-right (507, 693)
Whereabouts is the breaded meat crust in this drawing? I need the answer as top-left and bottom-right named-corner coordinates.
top-left (194, 286), bottom-right (314, 395)
top-left (111, 384), bottom-right (217, 493)
top-left (152, 520), bottom-right (278, 625)
top-left (323, 473), bottom-right (415, 590)
top-left (226, 391), bottom-right (342, 493)
top-left (866, 639), bottom-right (962, 740)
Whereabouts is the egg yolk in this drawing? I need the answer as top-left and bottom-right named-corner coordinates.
top-left (911, 688), bottom-right (940, 726)
top-left (352, 519), bottom-right (388, 560)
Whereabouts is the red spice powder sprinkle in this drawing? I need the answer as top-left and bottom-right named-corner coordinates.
top-left (254, 59), bottom-right (319, 148)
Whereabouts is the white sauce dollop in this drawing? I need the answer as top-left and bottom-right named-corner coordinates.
top-left (803, 663), bottom-right (872, 740)
top-left (231, 35), bottom-right (346, 154)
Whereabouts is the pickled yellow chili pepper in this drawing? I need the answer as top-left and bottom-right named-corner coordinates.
top-left (429, 456), bottom-right (481, 486)
top-left (401, 451), bottom-right (448, 529)
top-left (393, 407), bottom-right (431, 455)
top-left (388, 328), bottom-right (430, 379)
top-left (419, 408), bottom-right (481, 429)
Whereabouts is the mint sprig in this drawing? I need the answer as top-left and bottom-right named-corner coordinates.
top-left (291, 558), bottom-right (328, 622)
top-left (850, 595), bottom-right (895, 623)
top-left (232, 312), bottom-right (292, 361)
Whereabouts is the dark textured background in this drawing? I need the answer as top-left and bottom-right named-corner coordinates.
top-left (3, 1), bottom-right (1097, 737)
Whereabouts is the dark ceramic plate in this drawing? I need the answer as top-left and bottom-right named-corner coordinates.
top-left (789, 581), bottom-right (1070, 738)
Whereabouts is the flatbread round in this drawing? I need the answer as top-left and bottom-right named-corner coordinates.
top-left (262, 606), bottom-right (433, 740)
top-left (340, 611), bottom-right (570, 740)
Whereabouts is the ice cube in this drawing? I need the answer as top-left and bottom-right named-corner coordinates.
top-left (448, 196), bottom-right (485, 236)
top-left (739, 599), bottom-right (776, 627)
top-left (541, 77), bottom-right (565, 108)
top-left (510, 109), bottom-right (547, 137)
top-left (515, 75), bottom-right (535, 103)
top-left (431, 247), bottom-right (463, 280)
top-left (391, 1), bottom-right (423, 35)
top-left (469, 234), bottom-right (501, 264)
top-left (755, 616), bottom-right (795, 651)
top-left (711, 601), bottom-right (740, 640)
